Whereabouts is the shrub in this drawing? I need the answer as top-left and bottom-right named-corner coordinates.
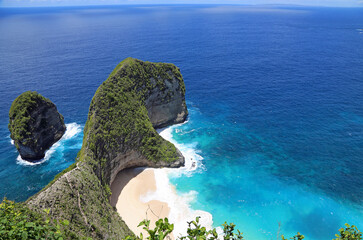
top-left (123, 217), bottom-right (362, 240)
top-left (281, 232), bottom-right (304, 240)
top-left (123, 216), bottom-right (244, 240)
top-left (334, 224), bottom-right (362, 240)
top-left (0, 198), bottom-right (67, 240)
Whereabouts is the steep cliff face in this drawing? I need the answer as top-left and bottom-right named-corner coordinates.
top-left (26, 58), bottom-right (188, 239)
top-left (82, 58), bottom-right (188, 186)
top-left (8, 91), bottom-right (66, 161)
top-left (144, 68), bottom-right (188, 128)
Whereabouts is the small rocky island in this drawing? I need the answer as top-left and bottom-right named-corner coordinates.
top-left (8, 91), bottom-right (66, 161)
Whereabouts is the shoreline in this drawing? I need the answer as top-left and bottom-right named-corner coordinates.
top-left (110, 168), bottom-right (170, 236)
top-left (111, 125), bottom-right (215, 238)
top-left (14, 123), bottom-right (82, 166)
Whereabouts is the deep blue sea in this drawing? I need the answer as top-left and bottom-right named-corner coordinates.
top-left (0, 5), bottom-right (362, 239)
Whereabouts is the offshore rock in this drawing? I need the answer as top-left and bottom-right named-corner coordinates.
top-left (8, 91), bottom-right (66, 161)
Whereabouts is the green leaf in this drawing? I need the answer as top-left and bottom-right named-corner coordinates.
top-left (21, 231), bottom-right (28, 239)
top-left (61, 220), bottom-right (69, 226)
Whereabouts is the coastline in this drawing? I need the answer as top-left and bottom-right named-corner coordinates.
top-left (14, 123), bottom-right (82, 166)
top-left (110, 168), bottom-right (170, 236)
top-left (111, 124), bottom-right (215, 238)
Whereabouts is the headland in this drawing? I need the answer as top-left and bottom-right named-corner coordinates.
top-left (23, 57), bottom-right (188, 239)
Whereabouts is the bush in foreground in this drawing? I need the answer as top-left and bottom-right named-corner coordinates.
top-left (124, 217), bottom-right (362, 240)
top-left (334, 224), bottom-right (362, 240)
top-left (1, 197), bottom-right (361, 240)
top-left (0, 198), bottom-right (67, 239)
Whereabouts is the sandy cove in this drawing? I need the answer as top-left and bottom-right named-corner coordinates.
top-left (110, 168), bottom-right (171, 237)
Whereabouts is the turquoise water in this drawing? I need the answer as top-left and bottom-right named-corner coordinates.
top-left (169, 106), bottom-right (362, 239)
top-left (0, 5), bottom-right (362, 239)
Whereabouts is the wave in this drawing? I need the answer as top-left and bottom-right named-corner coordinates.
top-left (141, 122), bottom-right (215, 237)
top-left (159, 124), bottom-right (204, 176)
top-left (141, 168), bottom-right (214, 238)
top-left (62, 122), bottom-right (82, 140)
top-left (16, 123), bottom-right (82, 166)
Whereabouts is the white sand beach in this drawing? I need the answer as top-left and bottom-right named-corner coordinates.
top-left (110, 168), bottom-right (171, 236)
top-left (110, 124), bottom-right (216, 238)
top-left (110, 126), bottom-right (215, 239)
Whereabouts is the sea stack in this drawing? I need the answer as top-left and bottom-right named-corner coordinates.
top-left (8, 91), bottom-right (66, 161)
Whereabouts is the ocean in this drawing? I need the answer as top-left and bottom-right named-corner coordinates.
top-left (0, 5), bottom-right (362, 239)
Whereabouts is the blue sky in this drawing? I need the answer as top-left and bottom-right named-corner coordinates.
top-left (0, 0), bottom-right (362, 7)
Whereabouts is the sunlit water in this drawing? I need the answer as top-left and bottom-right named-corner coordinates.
top-left (0, 5), bottom-right (362, 239)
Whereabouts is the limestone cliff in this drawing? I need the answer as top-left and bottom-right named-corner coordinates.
top-left (26, 58), bottom-right (188, 239)
top-left (8, 91), bottom-right (66, 161)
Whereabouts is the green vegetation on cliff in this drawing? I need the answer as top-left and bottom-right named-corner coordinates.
top-left (25, 58), bottom-right (187, 239)
top-left (8, 91), bottom-right (63, 147)
top-left (81, 57), bottom-right (185, 184)
top-left (8, 91), bottom-right (66, 160)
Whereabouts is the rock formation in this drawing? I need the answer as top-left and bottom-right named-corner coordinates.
top-left (26, 58), bottom-right (188, 239)
top-left (8, 91), bottom-right (66, 161)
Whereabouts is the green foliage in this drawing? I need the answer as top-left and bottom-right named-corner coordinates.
top-left (0, 198), bottom-right (67, 239)
top-left (221, 222), bottom-right (244, 240)
top-left (125, 217), bottom-right (363, 240)
top-left (179, 217), bottom-right (244, 240)
top-left (82, 58), bottom-right (185, 184)
top-left (8, 91), bottom-right (64, 147)
top-left (334, 224), bottom-right (362, 240)
top-left (123, 217), bottom-right (244, 240)
top-left (180, 216), bottom-right (216, 240)
top-left (8, 91), bottom-right (44, 142)
top-left (281, 232), bottom-right (304, 240)
top-left (104, 184), bottom-right (112, 198)
top-left (125, 218), bottom-right (174, 240)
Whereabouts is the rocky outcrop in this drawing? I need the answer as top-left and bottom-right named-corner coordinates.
top-left (8, 91), bottom-right (66, 161)
top-left (26, 58), bottom-right (188, 239)
top-left (144, 71), bottom-right (188, 128)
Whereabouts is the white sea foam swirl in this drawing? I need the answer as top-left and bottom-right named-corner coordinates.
top-left (16, 123), bottom-right (82, 166)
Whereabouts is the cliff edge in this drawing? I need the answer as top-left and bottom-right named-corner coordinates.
top-left (26, 58), bottom-right (188, 239)
top-left (8, 91), bottom-right (66, 161)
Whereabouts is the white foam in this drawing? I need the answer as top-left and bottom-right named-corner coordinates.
top-left (16, 123), bottom-right (82, 166)
top-left (141, 168), bottom-right (214, 238)
top-left (7, 134), bottom-right (15, 145)
top-left (140, 122), bottom-right (215, 237)
top-left (159, 126), bottom-right (205, 177)
top-left (62, 122), bottom-right (82, 140)
top-left (17, 154), bottom-right (48, 166)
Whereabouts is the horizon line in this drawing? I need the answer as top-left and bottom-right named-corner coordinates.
top-left (1, 3), bottom-right (363, 8)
